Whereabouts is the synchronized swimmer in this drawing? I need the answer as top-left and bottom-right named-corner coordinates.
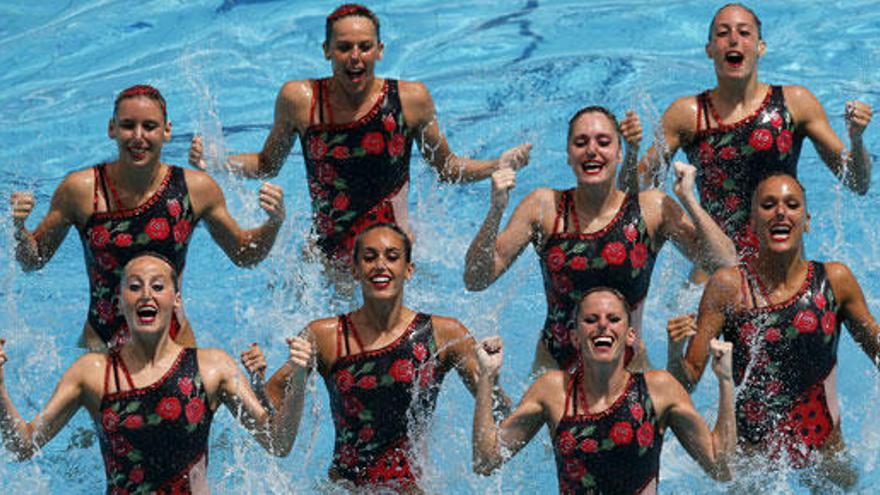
top-left (3, 2), bottom-right (877, 494)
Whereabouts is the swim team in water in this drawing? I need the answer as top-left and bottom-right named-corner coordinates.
top-left (2, 3), bottom-right (877, 494)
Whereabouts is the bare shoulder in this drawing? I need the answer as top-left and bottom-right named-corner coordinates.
top-left (278, 80), bottom-right (313, 105)
top-left (644, 369), bottom-right (680, 392)
top-left (707, 265), bottom-right (741, 292)
top-left (527, 369), bottom-right (566, 402)
top-left (183, 168), bottom-right (221, 196)
top-left (70, 351), bottom-right (107, 377)
top-left (398, 80), bottom-right (431, 103)
top-left (781, 84), bottom-right (816, 103)
top-left (398, 80), bottom-right (433, 125)
top-left (430, 315), bottom-right (471, 344)
top-left (56, 167), bottom-right (96, 210)
top-left (521, 187), bottom-right (557, 214)
top-left (306, 316), bottom-right (340, 346)
top-left (664, 94), bottom-right (699, 128)
top-left (196, 347), bottom-right (236, 370)
top-left (823, 261), bottom-right (858, 292)
top-left (637, 189), bottom-right (667, 209)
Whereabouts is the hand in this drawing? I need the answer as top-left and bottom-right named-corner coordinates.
top-left (240, 343), bottom-right (267, 380)
top-left (667, 314), bottom-right (697, 343)
top-left (709, 338), bottom-right (733, 382)
top-left (671, 161), bottom-right (696, 201)
top-left (490, 168), bottom-right (516, 210)
top-left (845, 101), bottom-right (872, 139)
top-left (189, 135), bottom-right (207, 170)
top-left (259, 182), bottom-right (285, 225)
top-left (474, 336), bottom-right (504, 378)
top-left (11, 192), bottom-right (34, 229)
top-left (620, 110), bottom-right (642, 148)
top-left (498, 143), bottom-right (532, 171)
top-left (286, 335), bottom-right (315, 370)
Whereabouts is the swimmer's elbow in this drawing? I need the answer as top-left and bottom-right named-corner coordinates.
top-left (472, 456), bottom-right (502, 476)
top-left (463, 273), bottom-right (490, 292)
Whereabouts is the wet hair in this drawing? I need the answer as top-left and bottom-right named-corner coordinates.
top-left (352, 222), bottom-right (412, 263)
top-left (123, 251), bottom-right (179, 292)
top-left (751, 171), bottom-right (807, 209)
top-left (708, 3), bottom-right (763, 41)
top-left (113, 85), bottom-right (167, 122)
top-left (567, 105), bottom-right (622, 145)
top-left (576, 286), bottom-right (632, 326)
top-left (325, 4), bottom-right (381, 44)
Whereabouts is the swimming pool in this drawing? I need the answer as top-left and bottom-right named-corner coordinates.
top-left (1, 0), bottom-right (879, 493)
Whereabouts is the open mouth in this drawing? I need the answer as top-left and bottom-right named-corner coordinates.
top-left (724, 51), bottom-right (744, 67)
top-left (369, 274), bottom-right (391, 289)
top-left (346, 67), bottom-right (366, 83)
top-left (591, 335), bottom-right (614, 350)
top-left (769, 224), bottom-right (792, 242)
top-left (128, 145), bottom-right (148, 161)
top-left (580, 161), bottom-right (604, 175)
top-left (135, 305), bottom-right (158, 324)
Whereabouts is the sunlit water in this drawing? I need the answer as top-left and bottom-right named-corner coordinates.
top-left (1, 1), bottom-right (879, 493)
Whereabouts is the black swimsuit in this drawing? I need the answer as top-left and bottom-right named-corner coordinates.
top-left (303, 79), bottom-right (414, 267)
top-left (683, 85), bottom-right (804, 258)
top-left (325, 313), bottom-right (446, 489)
top-left (539, 191), bottom-right (658, 368)
top-left (97, 348), bottom-right (213, 493)
top-left (78, 164), bottom-right (195, 345)
top-left (553, 371), bottom-right (663, 494)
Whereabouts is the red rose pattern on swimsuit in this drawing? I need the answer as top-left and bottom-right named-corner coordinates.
top-left (326, 313), bottom-right (446, 489)
top-left (723, 262), bottom-right (840, 467)
top-left (684, 85), bottom-right (803, 259)
top-left (79, 165), bottom-right (196, 345)
top-left (303, 79), bottom-right (412, 268)
top-left (98, 348), bottom-right (213, 494)
top-left (553, 372), bottom-right (662, 494)
top-left (539, 191), bottom-right (658, 368)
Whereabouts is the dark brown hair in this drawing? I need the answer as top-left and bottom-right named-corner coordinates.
top-left (708, 3), bottom-right (762, 41)
top-left (114, 85), bottom-right (167, 122)
top-left (352, 222), bottom-right (412, 263)
top-left (325, 4), bottom-right (380, 44)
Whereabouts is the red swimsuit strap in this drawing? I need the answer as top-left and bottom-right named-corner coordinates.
top-left (114, 351), bottom-right (136, 391)
top-left (566, 190), bottom-right (582, 233)
top-left (695, 92), bottom-right (706, 133)
top-left (101, 165), bottom-right (124, 212)
top-left (551, 190), bottom-right (568, 234)
top-left (104, 351), bottom-right (136, 394)
top-left (322, 79), bottom-right (335, 125)
top-left (563, 366), bottom-right (584, 417)
top-left (309, 79), bottom-right (320, 126)
top-left (336, 314), bottom-right (367, 359)
top-left (92, 166), bottom-right (101, 212)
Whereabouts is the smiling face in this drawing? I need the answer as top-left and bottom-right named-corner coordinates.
top-left (566, 111), bottom-right (622, 185)
top-left (572, 290), bottom-right (635, 364)
top-left (353, 226), bottom-right (413, 300)
top-left (119, 255), bottom-right (180, 337)
top-left (324, 15), bottom-right (383, 95)
top-left (705, 4), bottom-right (765, 81)
top-left (108, 96), bottom-right (171, 167)
top-left (750, 175), bottom-right (809, 254)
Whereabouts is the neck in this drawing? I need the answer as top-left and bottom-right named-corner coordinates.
top-left (753, 248), bottom-right (806, 289)
top-left (124, 323), bottom-right (179, 369)
top-left (331, 76), bottom-right (379, 109)
top-left (580, 357), bottom-right (629, 405)
top-left (714, 75), bottom-right (762, 104)
top-left (110, 160), bottom-right (164, 195)
top-left (573, 180), bottom-right (622, 220)
top-left (359, 292), bottom-right (406, 333)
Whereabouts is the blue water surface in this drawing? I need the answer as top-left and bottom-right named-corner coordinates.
top-left (1, 1), bottom-right (879, 493)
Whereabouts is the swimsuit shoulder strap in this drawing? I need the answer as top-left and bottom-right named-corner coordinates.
top-left (104, 350), bottom-right (136, 394)
top-left (696, 91), bottom-right (711, 132)
top-left (322, 79), bottom-right (334, 125)
top-left (563, 367), bottom-right (581, 416)
top-left (309, 79), bottom-right (321, 126)
top-left (94, 164), bottom-right (114, 213)
top-left (101, 165), bottom-right (123, 212)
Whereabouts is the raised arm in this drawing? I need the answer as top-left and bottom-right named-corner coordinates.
top-left (653, 339), bottom-right (735, 481)
top-left (401, 81), bottom-right (530, 183)
top-left (472, 337), bottom-right (547, 475)
top-left (187, 170), bottom-right (284, 267)
top-left (464, 186), bottom-right (547, 290)
top-left (213, 337), bottom-right (313, 457)
top-left (668, 266), bottom-right (739, 391)
top-left (826, 262), bottom-right (880, 365)
top-left (638, 96), bottom-right (693, 190)
top-left (788, 85), bottom-right (872, 195)
top-left (11, 172), bottom-right (84, 271)
top-left (434, 318), bottom-right (510, 417)
top-left (654, 161), bottom-right (737, 273)
top-left (616, 110), bottom-right (644, 194)
top-left (190, 81), bottom-right (305, 179)
top-left (0, 343), bottom-right (96, 460)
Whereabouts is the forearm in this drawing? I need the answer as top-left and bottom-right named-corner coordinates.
top-left (678, 193), bottom-right (736, 271)
top-left (0, 385), bottom-right (36, 460)
top-left (666, 342), bottom-right (696, 393)
top-left (229, 221), bottom-right (282, 267)
top-left (473, 375), bottom-right (504, 474)
top-left (709, 377), bottom-right (736, 480)
top-left (13, 229), bottom-right (44, 271)
top-left (227, 153), bottom-right (274, 179)
top-left (268, 365), bottom-right (309, 457)
top-left (439, 155), bottom-right (499, 183)
top-left (464, 204), bottom-right (505, 290)
top-left (845, 136), bottom-right (871, 195)
top-left (618, 146), bottom-right (641, 193)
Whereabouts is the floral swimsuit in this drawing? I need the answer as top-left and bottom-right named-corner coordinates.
top-left (78, 164), bottom-right (195, 345)
top-left (539, 191), bottom-right (658, 369)
top-left (683, 85), bottom-right (804, 258)
top-left (722, 262), bottom-right (839, 467)
top-left (303, 78), bottom-right (413, 267)
top-left (326, 313), bottom-right (445, 489)
top-left (97, 348), bottom-right (213, 494)
top-left (553, 371), bottom-right (662, 494)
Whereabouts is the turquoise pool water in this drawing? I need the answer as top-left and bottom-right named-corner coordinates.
top-left (1, 1), bottom-right (879, 493)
